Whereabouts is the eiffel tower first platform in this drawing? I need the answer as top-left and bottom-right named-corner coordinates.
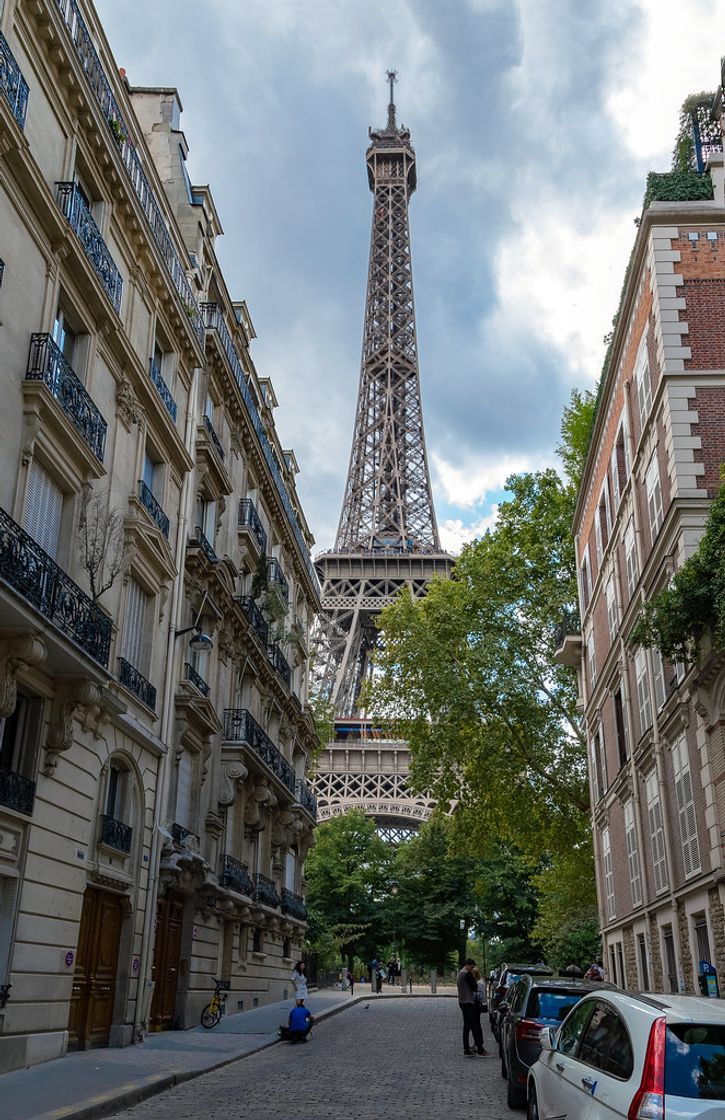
top-left (313, 75), bottom-right (453, 843)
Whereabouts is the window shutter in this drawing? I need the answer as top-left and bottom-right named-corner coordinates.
top-left (23, 461), bottom-right (63, 559)
top-left (122, 579), bottom-right (146, 669)
top-left (672, 737), bottom-right (701, 878)
top-left (624, 801), bottom-right (642, 906)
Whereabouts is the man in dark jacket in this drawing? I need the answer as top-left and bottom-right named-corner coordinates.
top-left (456, 958), bottom-right (488, 1056)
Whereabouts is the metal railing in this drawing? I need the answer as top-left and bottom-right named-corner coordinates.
top-left (280, 888), bottom-right (307, 922)
top-left (268, 642), bottom-right (291, 689)
top-left (171, 822), bottom-right (199, 847)
top-left (0, 32), bottom-right (29, 129)
top-left (220, 854), bottom-right (254, 897)
top-left (191, 525), bottom-right (217, 563)
top-left (295, 779), bottom-right (317, 820)
top-left (27, 333), bottom-right (107, 462)
top-left (138, 480), bottom-right (169, 539)
top-left (56, 182), bottom-right (123, 313)
top-left (202, 413), bottom-right (225, 461)
top-left (222, 708), bottom-right (296, 794)
top-left (149, 360), bottom-right (177, 423)
top-left (253, 872), bottom-right (280, 910)
top-left (200, 302), bottom-right (318, 590)
top-left (0, 768), bottom-right (35, 816)
top-left (118, 656), bottom-right (156, 710)
top-left (267, 557), bottom-right (289, 604)
top-left (235, 594), bottom-right (268, 646)
top-left (238, 498), bottom-right (267, 554)
top-left (0, 507), bottom-right (111, 666)
top-left (53, 0), bottom-right (204, 345)
top-left (100, 813), bottom-right (132, 852)
top-left (554, 609), bottom-right (581, 651)
top-left (184, 661), bottom-right (209, 697)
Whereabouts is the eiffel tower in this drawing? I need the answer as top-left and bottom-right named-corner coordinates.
top-left (313, 74), bottom-right (453, 843)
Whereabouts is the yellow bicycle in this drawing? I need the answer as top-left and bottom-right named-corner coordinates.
top-left (201, 978), bottom-right (230, 1028)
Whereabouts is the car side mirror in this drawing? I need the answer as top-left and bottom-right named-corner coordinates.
top-left (539, 1027), bottom-right (556, 1052)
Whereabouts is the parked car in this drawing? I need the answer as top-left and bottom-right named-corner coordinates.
top-left (527, 988), bottom-right (725, 1119)
top-left (499, 976), bottom-right (610, 1109)
top-left (489, 963), bottom-right (553, 1042)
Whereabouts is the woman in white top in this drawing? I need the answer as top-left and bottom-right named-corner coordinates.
top-left (291, 960), bottom-right (308, 1000)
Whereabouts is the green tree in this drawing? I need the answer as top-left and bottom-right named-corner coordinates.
top-left (474, 842), bottom-right (543, 962)
top-left (531, 847), bottom-right (600, 971)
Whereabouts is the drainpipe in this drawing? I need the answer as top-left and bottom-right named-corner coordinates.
top-left (133, 364), bottom-right (199, 1041)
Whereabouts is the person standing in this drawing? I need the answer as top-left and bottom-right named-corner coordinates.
top-left (347, 969), bottom-right (355, 996)
top-left (457, 958), bottom-right (488, 1057)
top-left (290, 960), bottom-right (308, 1001)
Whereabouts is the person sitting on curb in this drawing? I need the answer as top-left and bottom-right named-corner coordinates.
top-left (279, 998), bottom-right (315, 1043)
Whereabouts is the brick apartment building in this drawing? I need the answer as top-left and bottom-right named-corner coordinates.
top-left (560, 145), bottom-right (725, 995)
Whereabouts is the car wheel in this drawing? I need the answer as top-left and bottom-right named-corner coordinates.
top-left (527, 1084), bottom-right (539, 1120)
top-left (507, 1071), bottom-right (526, 1111)
top-left (501, 1052), bottom-right (508, 1079)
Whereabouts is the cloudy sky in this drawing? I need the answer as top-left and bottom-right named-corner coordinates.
top-left (97, 0), bottom-right (724, 554)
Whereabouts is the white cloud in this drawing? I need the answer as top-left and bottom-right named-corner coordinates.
top-left (440, 507), bottom-right (500, 554)
top-left (432, 450), bottom-right (553, 509)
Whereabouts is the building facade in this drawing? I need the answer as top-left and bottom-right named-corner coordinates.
top-left (565, 147), bottom-right (725, 996)
top-left (0, 0), bottom-right (318, 1074)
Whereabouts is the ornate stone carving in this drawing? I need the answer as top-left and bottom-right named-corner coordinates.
top-left (115, 376), bottom-right (141, 429)
top-left (0, 634), bottom-right (47, 717)
top-left (45, 679), bottom-right (104, 775)
top-left (219, 760), bottom-right (249, 806)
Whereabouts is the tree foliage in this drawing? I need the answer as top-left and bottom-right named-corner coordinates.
top-left (531, 846), bottom-right (600, 971)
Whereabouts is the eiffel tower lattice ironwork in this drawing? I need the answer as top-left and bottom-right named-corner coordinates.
top-left (313, 75), bottom-right (452, 842)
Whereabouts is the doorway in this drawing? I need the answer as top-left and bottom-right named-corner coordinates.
top-left (68, 887), bottom-right (124, 1049)
top-left (149, 890), bottom-right (184, 1030)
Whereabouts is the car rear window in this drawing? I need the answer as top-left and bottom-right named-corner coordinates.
top-left (528, 989), bottom-right (584, 1021)
top-left (666, 1024), bottom-right (725, 1100)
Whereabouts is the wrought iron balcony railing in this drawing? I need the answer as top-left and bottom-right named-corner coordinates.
top-left (184, 661), bottom-right (209, 697)
top-left (138, 480), bottom-right (169, 539)
top-left (235, 595), bottom-right (269, 646)
top-left (295, 779), bottom-right (318, 820)
top-left (220, 854), bottom-right (254, 897)
top-left (0, 768), bottom-right (35, 816)
top-left (202, 413), bottom-right (225, 461)
top-left (56, 183), bottom-right (123, 313)
top-left (27, 333), bottom-right (107, 462)
top-left (171, 822), bottom-right (199, 847)
top-left (222, 708), bottom-right (296, 794)
top-left (253, 872), bottom-right (280, 910)
top-left (267, 557), bottom-right (289, 604)
top-left (200, 302), bottom-right (317, 590)
top-left (238, 498), bottom-right (267, 554)
top-left (118, 657), bottom-right (156, 711)
top-left (554, 609), bottom-right (581, 651)
top-left (0, 32), bottom-right (29, 129)
top-left (149, 360), bottom-right (177, 423)
top-left (0, 507), bottom-right (111, 666)
top-left (191, 525), bottom-right (217, 563)
top-left (54, 0), bottom-right (204, 345)
top-left (268, 642), bottom-right (291, 689)
top-left (100, 813), bottom-right (132, 853)
top-left (280, 888), bottom-right (307, 922)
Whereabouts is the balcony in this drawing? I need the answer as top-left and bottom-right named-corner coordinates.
top-left (54, 0), bottom-right (204, 346)
top-left (202, 413), bottom-right (225, 461)
top-left (149, 360), bottom-right (177, 423)
top-left (220, 854), bottom-right (254, 897)
top-left (100, 814), bottom-right (132, 853)
top-left (170, 822), bottom-right (199, 848)
top-left (0, 769), bottom-right (35, 816)
top-left (238, 498), bottom-right (267, 555)
top-left (56, 183), bottom-right (122, 313)
top-left (0, 32), bottom-right (29, 129)
top-left (190, 525), bottom-right (217, 564)
top-left (266, 557), bottom-right (289, 611)
top-left (26, 334), bottom-right (107, 462)
top-left (295, 779), bottom-right (317, 821)
top-left (235, 595), bottom-right (268, 646)
top-left (253, 872), bottom-right (280, 910)
top-left (118, 657), bottom-right (156, 711)
top-left (280, 888), bottom-right (307, 922)
top-left (184, 661), bottom-right (209, 697)
top-left (0, 507), bottom-right (111, 666)
top-left (553, 609), bottom-right (583, 669)
top-left (138, 480), bottom-right (169, 539)
top-left (268, 642), bottom-right (291, 689)
top-left (222, 708), bottom-right (296, 794)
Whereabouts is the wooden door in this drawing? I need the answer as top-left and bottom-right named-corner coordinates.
top-left (68, 888), bottom-right (123, 1049)
top-left (149, 891), bottom-right (184, 1030)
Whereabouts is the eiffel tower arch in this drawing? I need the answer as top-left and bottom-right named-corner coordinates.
top-left (313, 75), bottom-right (453, 840)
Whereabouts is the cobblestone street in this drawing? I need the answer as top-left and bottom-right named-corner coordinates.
top-left (113, 998), bottom-right (509, 1120)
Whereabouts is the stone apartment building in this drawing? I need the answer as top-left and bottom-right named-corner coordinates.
top-left (560, 143), bottom-right (725, 997)
top-left (0, 0), bottom-right (319, 1074)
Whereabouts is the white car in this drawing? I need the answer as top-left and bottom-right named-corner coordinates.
top-left (527, 988), bottom-right (725, 1119)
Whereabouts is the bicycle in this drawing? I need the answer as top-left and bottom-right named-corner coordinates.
top-left (200, 978), bottom-right (230, 1028)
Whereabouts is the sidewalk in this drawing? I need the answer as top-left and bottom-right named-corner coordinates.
top-left (2, 986), bottom-right (453, 1120)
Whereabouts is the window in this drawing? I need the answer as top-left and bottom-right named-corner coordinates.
top-left (586, 632), bottom-right (597, 691)
top-left (614, 688), bottom-right (629, 767)
top-left (595, 509), bottom-right (603, 564)
top-left (610, 444), bottom-right (621, 508)
top-left (121, 578), bottom-right (148, 671)
top-left (652, 649), bottom-right (666, 710)
top-left (645, 452), bottom-right (664, 536)
top-left (694, 913), bottom-right (711, 967)
top-left (624, 800), bottom-right (642, 907)
top-left (645, 771), bottom-right (668, 893)
top-left (591, 728), bottom-right (607, 802)
top-left (142, 448), bottom-right (162, 497)
top-left (602, 827), bottom-right (615, 921)
top-left (53, 307), bottom-right (78, 363)
top-left (665, 1023), bottom-right (725, 1101)
top-left (635, 649), bottom-right (652, 734)
top-left (624, 519), bottom-right (638, 597)
top-left (637, 933), bottom-right (650, 990)
top-left (0, 875), bottom-right (21, 991)
top-left (606, 575), bottom-right (618, 642)
top-left (204, 392), bottom-right (215, 422)
top-left (662, 925), bottom-right (678, 993)
top-left (0, 694), bottom-right (44, 808)
top-left (634, 336), bottom-right (652, 431)
top-left (578, 1003), bottom-right (634, 1079)
top-left (557, 998), bottom-right (595, 1056)
top-left (106, 762), bottom-right (123, 819)
top-left (616, 942), bottom-right (626, 989)
top-left (285, 849), bottom-right (296, 892)
top-left (580, 543), bottom-right (592, 611)
top-left (23, 460), bottom-right (63, 559)
top-left (196, 495), bottom-right (216, 543)
top-left (251, 927), bottom-right (262, 954)
top-left (672, 735), bottom-right (701, 877)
